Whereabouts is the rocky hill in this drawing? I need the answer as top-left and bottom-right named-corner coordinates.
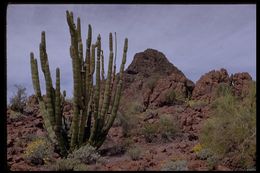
top-left (6, 49), bottom-right (255, 171)
top-left (122, 49), bottom-right (194, 109)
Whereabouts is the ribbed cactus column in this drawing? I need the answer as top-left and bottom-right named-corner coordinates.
top-left (30, 35), bottom-right (67, 155)
top-left (67, 11), bottom-right (82, 149)
top-left (30, 10), bottom-right (128, 155)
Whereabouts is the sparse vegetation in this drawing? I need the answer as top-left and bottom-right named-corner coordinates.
top-left (142, 114), bottom-right (180, 143)
top-left (164, 89), bottom-right (186, 105)
top-left (127, 147), bottom-right (142, 161)
top-left (49, 158), bottom-right (88, 171)
top-left (161, 160), bottom-right (188, 171)
top-left (68, 144), bottom-right (101, 164)
top-left (8, 110), bottom-right (24, 121)
top-left (145, 75), bottom-right (160, 91)
top-left (192, 143), bottom-right (203, 154)
top-left (164, 89), bottom-right (176, 105)
top-left (200, 81), bottom-right (256, 169)
top-left (142, 122), bottom-right (158, 143)
top-left (186, 99), bottom-right (207, 108)
top-left (158, 116), bottom-right (180, 142)
top-left (9, 85), bottom-right (27, 113)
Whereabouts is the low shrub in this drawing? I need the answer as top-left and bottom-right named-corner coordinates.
top-left (200, 81), bottom-right (256, 169)
top-left (164, 89), bottom-right (176, 105)
top-left (9, 85), bottom-right (27, 113)
top-left (49, 158), bottom-right (87, 171)
top-left (186, 99), bottom-right (207, 108)
top-left (158, 116), bottom-right (179, 142)
top-left (68, 144), bottom-right (100, 164)
top-left (191, 143), bottom-right (203, 154)
top-left (23, 137), bottom-right (53, 165)
top-left (127, 147), bottom-right (141, 161)
top-left (161, 160), bottom-right (188, 171)
top-left (142, 123), bottom-right (158, 143)
top-left (145, 76), bottom-right (160, 91)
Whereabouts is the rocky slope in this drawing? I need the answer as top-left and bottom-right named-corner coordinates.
top-left (6, 48), bottom-right (254, 171)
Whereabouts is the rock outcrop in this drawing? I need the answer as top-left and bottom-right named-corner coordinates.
top-left (191, 68), bottom-right (230, 102)
top-left (191, 69), bottom-right (253, 102)
top-left (122, 49), bottom-right (194, 109)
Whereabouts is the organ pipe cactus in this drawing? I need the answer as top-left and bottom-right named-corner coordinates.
top-left (30, 10), bottom-right (128, 156)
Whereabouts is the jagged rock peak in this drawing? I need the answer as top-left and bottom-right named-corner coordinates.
top-left (125, 48), bottom-right (183, 77)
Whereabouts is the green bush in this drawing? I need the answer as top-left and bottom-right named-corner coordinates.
top-left (127, 147), bottom-right (141, 161)
top-left (9, 85), bottom-right (27, 113)
top-left (200, 81), bottom-right (256, 169)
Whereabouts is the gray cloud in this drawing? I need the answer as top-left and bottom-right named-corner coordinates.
top-left (7, 4), bottom-right (256, 101)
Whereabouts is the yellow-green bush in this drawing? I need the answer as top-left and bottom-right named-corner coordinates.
top-left (191, 143), bottom-right (203, 154)
top-left (23, 137), bottom-right (53, 165)
top-left (200, 81), bottom-right (256, 169)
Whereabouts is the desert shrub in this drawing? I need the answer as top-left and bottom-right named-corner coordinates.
top-left (23, 137), bottom-right (53, 165)
top-left (116, 102), bottom-right (141, 137)
top-left (68, 144), bottom-right (100, 164)
top-left (122, 137), bottom-right (134, 149)
top-left (116, 111), bottom-right (137, 137)
top-left (142, 122), bottom-right (158, 143)
top-left (164, 89), bottom-right (176, 105)
top-left (158, 116), bottom-right (179, 142)
top-left (191, 143), bottom-right (203, 154)
top-left (50, 158), bottom-right (88, 171)
top-left (8, 110), bottom-right (24, 121)
top-left (161, 160), bottom-right (188, 171)
top-left (73, 163), bottom-right (89, 171)
top-left (200, 81), bottom-right (256, 169)
top-left (130, 101), bottom-right (146, 113)
top-left (196, 148), bottom-right (214, 160)
top-left (127, 147), bottom-right (141, 161)
top-left (186, 99), bottom-right (207, 108)
top-left (214, 82), bottom-right (233, 98)
top-left (9, 85), bottom-right (27, 113)
top-left (164, 89), bottom-right (186, 105)
top-left (146, 76), bottom-right (160, 91)
top-left (206, 154), bottom-right (219, 170)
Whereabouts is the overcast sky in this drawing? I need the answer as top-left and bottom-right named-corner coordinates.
top-left (7, 4), bottom-right (256, 101)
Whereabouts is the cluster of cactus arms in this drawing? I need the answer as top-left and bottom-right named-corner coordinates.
top-left (30, 10), bottom-right (128, 156)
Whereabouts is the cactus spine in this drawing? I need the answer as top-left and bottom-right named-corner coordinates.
top-left (30, 10), bottom-right (128, 156)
